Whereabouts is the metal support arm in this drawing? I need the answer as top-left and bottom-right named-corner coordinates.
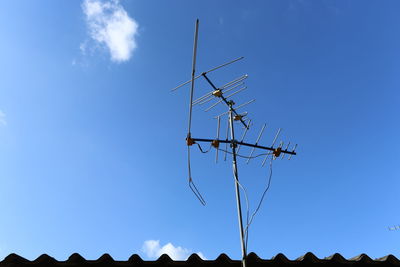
top-left (202, 73), bottom-right (249, 129)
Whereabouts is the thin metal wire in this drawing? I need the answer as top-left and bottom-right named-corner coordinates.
top-left (245, 157), bottom-right (273, 250)
top-left (217, 148), bottom-right (273, 159)
top-left (236, 179), bottom-right (250, 252)
top-left (187, 146), bottom-right (206, 206)
top-left (189, 179), bottom-right (206, 206)
top-left (196, 143), bottom-right (212, 153)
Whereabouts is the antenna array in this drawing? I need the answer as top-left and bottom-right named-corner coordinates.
top-left (172, 19), bottom-right (298, 267)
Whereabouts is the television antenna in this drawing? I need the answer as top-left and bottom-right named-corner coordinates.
top-left (172, 19), bottom-right (297, 267)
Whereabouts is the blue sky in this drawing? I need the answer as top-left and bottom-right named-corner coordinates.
top-left (0, 0), bottom-right (399, 261)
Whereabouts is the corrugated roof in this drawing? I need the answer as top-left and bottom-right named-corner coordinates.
top-left (1, 252), bottom-right (400, 266)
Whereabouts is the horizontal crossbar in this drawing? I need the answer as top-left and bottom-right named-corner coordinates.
top-left (192, 138), bottom-right (297, 155)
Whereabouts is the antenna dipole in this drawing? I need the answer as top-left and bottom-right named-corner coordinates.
top-left (172, 19), bottom-right (298, 267)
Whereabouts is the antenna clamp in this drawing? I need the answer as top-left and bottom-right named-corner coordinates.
top-left (230, 140), bottom-right (238, 148)
top-left (186, 134), bottom-right (195, 146)
top-left (212, 89), bottom-right (222, 97)
top-left (212, 139), bottom-right (220, 148)
top-left (273, 147), bottom-right (282, 158)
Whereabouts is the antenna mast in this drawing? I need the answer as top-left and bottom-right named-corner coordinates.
top-left (172, 20), bottom-right (298, 267)
top-left (228, 103), bottom-right (247, 266)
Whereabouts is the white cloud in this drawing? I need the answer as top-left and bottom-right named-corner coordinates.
top-left (0, 110), bottom-right (6, 126)
top-left (141, 240), bottom-right (206, 260)
top-left (82, 0), bottom-right (138, 62)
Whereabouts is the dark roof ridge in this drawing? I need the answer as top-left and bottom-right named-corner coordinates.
top-left (66, 253), bottom-right (86, 263)
top-left (95, 253), bottom-right (114, 263)
top-left (187, 253), bottom-right (204, 262)
top-left (324, 253), bottom-right (347, 263)
top-left (271, 252), bottom-right (291, 263)
top-left (376, 254), bottom-right (400, 263)
top-left (2, 252), bottom-right (400, 265)
top-left (156, 254), bottom-right (173, 263)
top-left (271, 253), bottom-right (290, 262)
top-left (215, 253), bottom-right (233, 262)
top-left (128, 254), bottom-right (144, 263)
top-left (246, 252), bottom-right (262, 262)
top-left (349, 253), bottom-right (374, 263)
top-left (33, 254), bottom-right (57, 264)
top-left (295, 252), bottom-right (320, 262)
top-left (2, 253), bottom-right (29, 263)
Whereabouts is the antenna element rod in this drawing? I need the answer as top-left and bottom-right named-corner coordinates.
top-left (246, 124), bottom-right (266, 164)
top-left (171, 58), bottom-right (244, 92)
top-left (187, 19), bottom-right (199, 136)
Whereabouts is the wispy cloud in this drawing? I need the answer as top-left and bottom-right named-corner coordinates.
top-left (82, 0), bottom-right (139, 62)
top-left (141, 240), bottom-right (206, 260)
top-left (0, 110), bottom-right (6, 126)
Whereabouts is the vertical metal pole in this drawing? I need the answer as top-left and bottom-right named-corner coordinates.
top-left (228, 106), bottom-right (247, 267)
top-left (187, 19), bottom-right (199, 136)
